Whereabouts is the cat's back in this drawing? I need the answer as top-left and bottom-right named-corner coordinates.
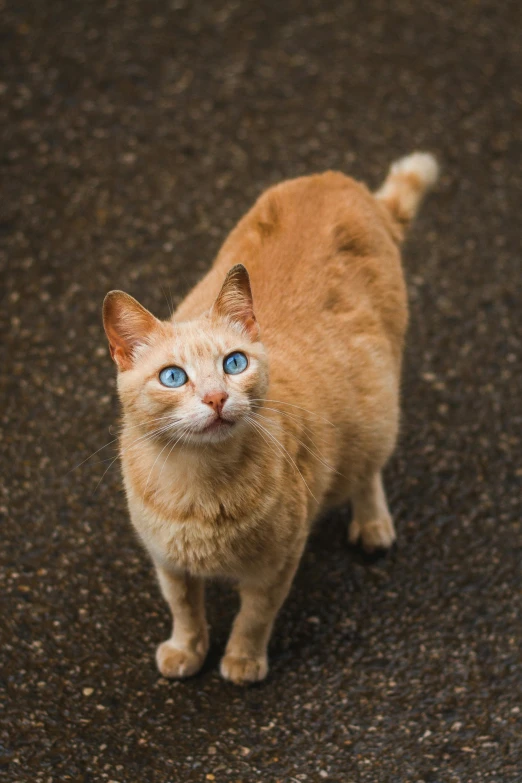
top-left (176, 171), bottom-right (407, 360)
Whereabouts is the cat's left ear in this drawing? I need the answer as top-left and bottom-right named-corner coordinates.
top-left (212, 264), bottom-right (259, 340)
top-left (103, 290), bottom-right (160, 371)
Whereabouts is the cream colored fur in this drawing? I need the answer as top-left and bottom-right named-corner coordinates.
top-left (103, 153), bottom-right (438, 684)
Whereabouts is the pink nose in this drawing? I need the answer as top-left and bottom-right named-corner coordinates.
top-left (202, 391), bottom-right (228, 415)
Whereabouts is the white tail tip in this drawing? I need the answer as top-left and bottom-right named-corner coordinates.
top-left (389, 152), bottom-right (439, 189)
top-left (376, 151), bottom-right (439, 230)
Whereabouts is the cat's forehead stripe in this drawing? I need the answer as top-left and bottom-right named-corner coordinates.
top-left (170, 323), bottom-right (231, 365)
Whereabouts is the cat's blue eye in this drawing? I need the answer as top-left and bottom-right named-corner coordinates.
top-left (223, 351), bottom-right (248, 375)
top-left (159, 366), bottom-right (188, 388)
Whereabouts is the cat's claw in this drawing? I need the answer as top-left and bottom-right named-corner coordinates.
top-left (156, 640), bottom-right (205, 679)
top-left (348, 515), bottom-right (396, 553)
top-left (220, 653), bottom-right (268, 685)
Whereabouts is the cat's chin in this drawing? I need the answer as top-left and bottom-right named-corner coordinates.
top-left (188, 418), bottom-right (240, 445)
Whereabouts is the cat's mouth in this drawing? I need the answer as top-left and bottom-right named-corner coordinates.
top-left (200, 416), bottom-right (235, 434)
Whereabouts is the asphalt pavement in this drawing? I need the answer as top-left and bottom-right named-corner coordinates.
top-left (1, 1), bottom-right (521, 781)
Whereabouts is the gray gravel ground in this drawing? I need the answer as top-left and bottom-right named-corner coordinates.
top-left (1, 1), bottom-right (522, 781)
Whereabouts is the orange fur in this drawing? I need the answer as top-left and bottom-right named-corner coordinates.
top-left (103, 153), bottom-right (438, 684)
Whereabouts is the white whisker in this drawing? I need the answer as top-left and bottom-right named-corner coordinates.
top-left (91, 417), bottom-right (182, 493)
top-left (246, 415), bottom-right (318, 504)
top-left (153, 421), bottom-right (195, 499)
top-left (142, 435), bottom-right (176, 499)
top-left (69, 412), bottom-right (184, 474)
top-left (251, 403), bottom-right (332, 447)
top-left (92, 454), bottom-right (120, 494)
top-left (250, 410), bottom-right (343, 478)
top-left (251, 398), bottom-right (338, 429)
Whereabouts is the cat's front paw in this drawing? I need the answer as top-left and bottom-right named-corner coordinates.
top-left (220, 653), bottom-right (268, 685)
top-left (156, 640), bottom-right (206, 679)
top-left (349, 514), bottom-right (396, 553)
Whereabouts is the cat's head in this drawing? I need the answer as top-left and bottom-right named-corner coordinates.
top-left (103, 265), bottom-right (268, 445)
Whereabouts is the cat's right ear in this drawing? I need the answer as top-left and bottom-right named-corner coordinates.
top-left (103, 291), bottom-right (160, 371)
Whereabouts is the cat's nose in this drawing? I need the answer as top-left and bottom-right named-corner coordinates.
top-left (202, 391), bottom-right (229, 415)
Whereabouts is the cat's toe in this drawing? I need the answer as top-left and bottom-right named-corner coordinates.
top-left (359, 515), bottom-right (396, 553)
top-left (156, 641), bottom-right (205, 679)
top-left (220, 654), bottom-right (268, 685)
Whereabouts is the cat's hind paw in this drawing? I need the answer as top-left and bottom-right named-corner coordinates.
top-left (348, 514), bottom-right (396, 553)
top-left (156, 640), bottom-right (206, 679)
top-left (220, 653), bottom-right (268, 685)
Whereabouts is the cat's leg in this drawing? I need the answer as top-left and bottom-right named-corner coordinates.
top-left (220, 554), bottom-right (301, 685)
top-left (154, 565), bottom-right (208, 678)
top-left (348, 470), bottom-right (396, 552)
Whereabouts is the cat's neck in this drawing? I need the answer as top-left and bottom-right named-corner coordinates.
top-left (121, 420), bottom-right (267, 522)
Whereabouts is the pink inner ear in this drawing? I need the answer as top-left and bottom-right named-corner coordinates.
top-left (213, 265), bottom-right (260, 340)
top-left (242, 314), bottom-right (259, 340)
top-left (106, 325), bottom-right (135, 370)
top-left (103, 291), bottom-right (159, 370)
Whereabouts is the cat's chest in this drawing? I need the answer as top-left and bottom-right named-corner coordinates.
top-left (125, 480), bottom-right (266, 578)
top-left (140, 513), bottom-right (235, 575)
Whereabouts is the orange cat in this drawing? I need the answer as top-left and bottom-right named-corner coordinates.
top-left (103, 153), bottom-right (438, 684)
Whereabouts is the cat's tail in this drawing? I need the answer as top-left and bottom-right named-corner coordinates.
top-left (375, 152), bottom-right (439, 236)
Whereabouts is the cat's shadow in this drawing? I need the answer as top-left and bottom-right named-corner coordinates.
top-left (201, 507), bottom-right (397, 680)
